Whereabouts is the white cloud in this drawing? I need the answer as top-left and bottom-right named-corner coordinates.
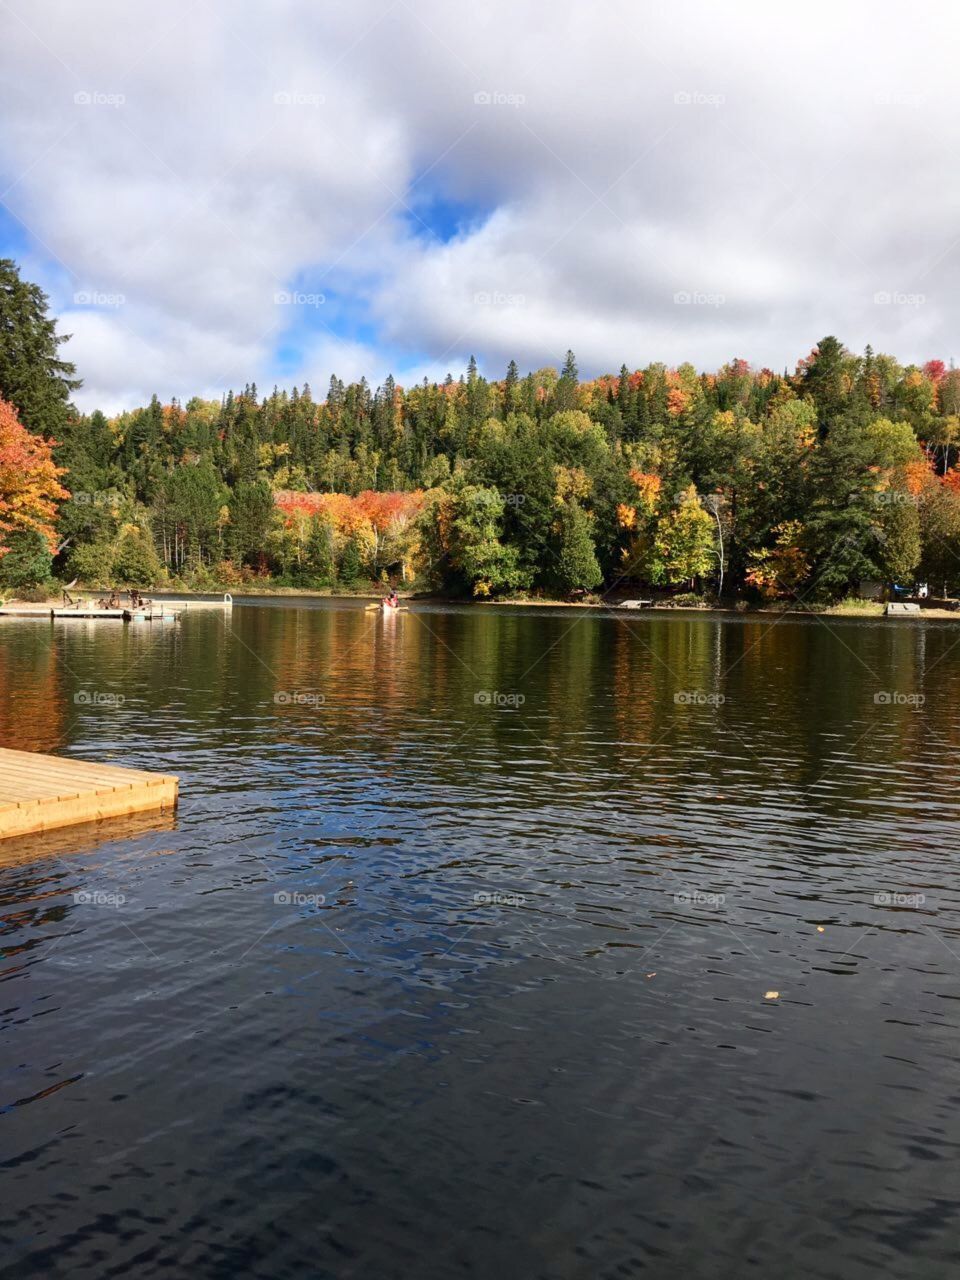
top-left (2, 0), bottom-right (959, 411)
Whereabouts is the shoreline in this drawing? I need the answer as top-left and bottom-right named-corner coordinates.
top-left (152, 587), bottom-right (960, 620)
top-left (11, 585), bottom-right (960, 621)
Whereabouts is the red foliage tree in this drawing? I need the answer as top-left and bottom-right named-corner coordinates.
top-left (0, 396), bottom-right (69, 556)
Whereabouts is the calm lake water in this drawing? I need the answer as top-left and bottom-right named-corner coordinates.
top-left (2, 600), bottom-right (960, 1279)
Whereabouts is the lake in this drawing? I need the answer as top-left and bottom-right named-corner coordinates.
top-left (2, 600), bottom-right (960, 1279)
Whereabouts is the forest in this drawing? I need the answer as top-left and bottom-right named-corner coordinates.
top-left (3, 256), bottom-right (960, 604)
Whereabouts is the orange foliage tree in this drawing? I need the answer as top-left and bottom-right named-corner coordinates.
top-left (274, 489), bottom-right (424, 577)
top-left (0, 396), bottom-right (69, 556)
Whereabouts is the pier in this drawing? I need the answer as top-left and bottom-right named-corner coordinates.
top-left (0, 593), bottom-right (232, 622)
top-left (0, 748), bottom-right (179, 839)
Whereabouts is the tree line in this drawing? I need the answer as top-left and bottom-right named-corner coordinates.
top-left (2, 257), bottom-right (960, 602)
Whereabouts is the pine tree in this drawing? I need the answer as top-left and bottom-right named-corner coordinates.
top-left (122, 395), bottom-right (164, 502)
top-left (305, 517), bottom-right (335, 584)
top-left (504, 360), bottom-right (519, 415)
top-left (0, 530), bottom-right (52, 588)
top-left (801, 335), bottom-right (850, 431)
top-left (0, 259), bottom-right (80, 439)
top-left (804, 417), bottom-right (881, 598)
top-left (338, 533), bottom-right (363, 583)
top-left (227, 479), bottom-right (274, 567)
top-left (553, 349), bottom-right (578, 412)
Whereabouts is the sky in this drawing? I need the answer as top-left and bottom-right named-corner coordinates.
top-left (1, 0), bottom-right (956, 412)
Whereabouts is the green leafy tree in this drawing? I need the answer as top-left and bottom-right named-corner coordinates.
top-left (551, 499), bottom-right (602, 593)
top-left (650, 488), bottom-right (716, 587)
top-left (437, 478), bottom-right (529, 597)
top-left (67, 538), bottom-right (115, 586)
top-left (875, 496), bottom-right (921, 584)
top-left (0, 530), bottom-right (52, 588)
top-left (920, 484), bottom-right (960, 596)
top-left (112, 525), bottom-right (163, 585)
top-left (474, 413), bottom-right (556, 581)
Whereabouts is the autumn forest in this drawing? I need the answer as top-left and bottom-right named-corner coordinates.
top-left (3, 257), bottom-right (960, 604)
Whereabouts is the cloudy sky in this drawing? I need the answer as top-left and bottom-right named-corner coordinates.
top-left (1, 0), bottom-right (955, 411)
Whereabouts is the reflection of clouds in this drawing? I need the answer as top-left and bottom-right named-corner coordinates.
top-left (6, 608), bottom-right (960, 1087)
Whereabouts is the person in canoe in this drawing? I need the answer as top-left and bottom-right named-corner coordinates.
top-left (382, 589), bottom-right (400, 610)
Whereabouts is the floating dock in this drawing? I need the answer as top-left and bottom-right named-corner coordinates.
top-left (0, 748), bottom-right (179, 839)
top-left (148, 593), bottom-right (233, 611)
top-left (1, 603), bottom-right (181, 622)
top-left (0, 593), bottom-right (231, 622)
top-left (0, 604), bottom-right (178, 621)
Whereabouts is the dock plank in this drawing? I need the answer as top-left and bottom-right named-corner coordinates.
top-left (0, 757), bottom-right (160, 787)
top-left (0, 764), bottom-right (144, 798)
top-left (0, 748), bottom-right (179, 839)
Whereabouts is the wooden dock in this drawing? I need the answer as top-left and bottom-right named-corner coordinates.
top-left (0, 748), bottom-right (179, 840)
top-left (0, 592), bottom-right (233, 621)
top-left (0, 602), bottom-right (180, 622)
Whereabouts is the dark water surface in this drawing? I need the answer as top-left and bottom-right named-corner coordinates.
top-left (2, 600), bottom-right (960, 1279)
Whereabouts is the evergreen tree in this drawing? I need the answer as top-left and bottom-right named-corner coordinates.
top-left (553, 349), bottom-right (579, 412)
top-left (801, 335), bottom-right (850, 431)
top-left (0, 529), bottom-right (52, 588)
top-left (227, 478), bottom-right (275, 567)
top-left (338, 533), bottom-right (363, 583)
top-left (804, 417), bottom-right (882, 598)
top-left (305, 517), bottom-right (335, 583)
top-left (165, 459), bottom-right (226, 569)
top-left (0, 259), bottom-right (80, 438)
top-left (122, 395), bottom-right (164, 502)
top-left (503, 359), bottom-right (519, 415)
